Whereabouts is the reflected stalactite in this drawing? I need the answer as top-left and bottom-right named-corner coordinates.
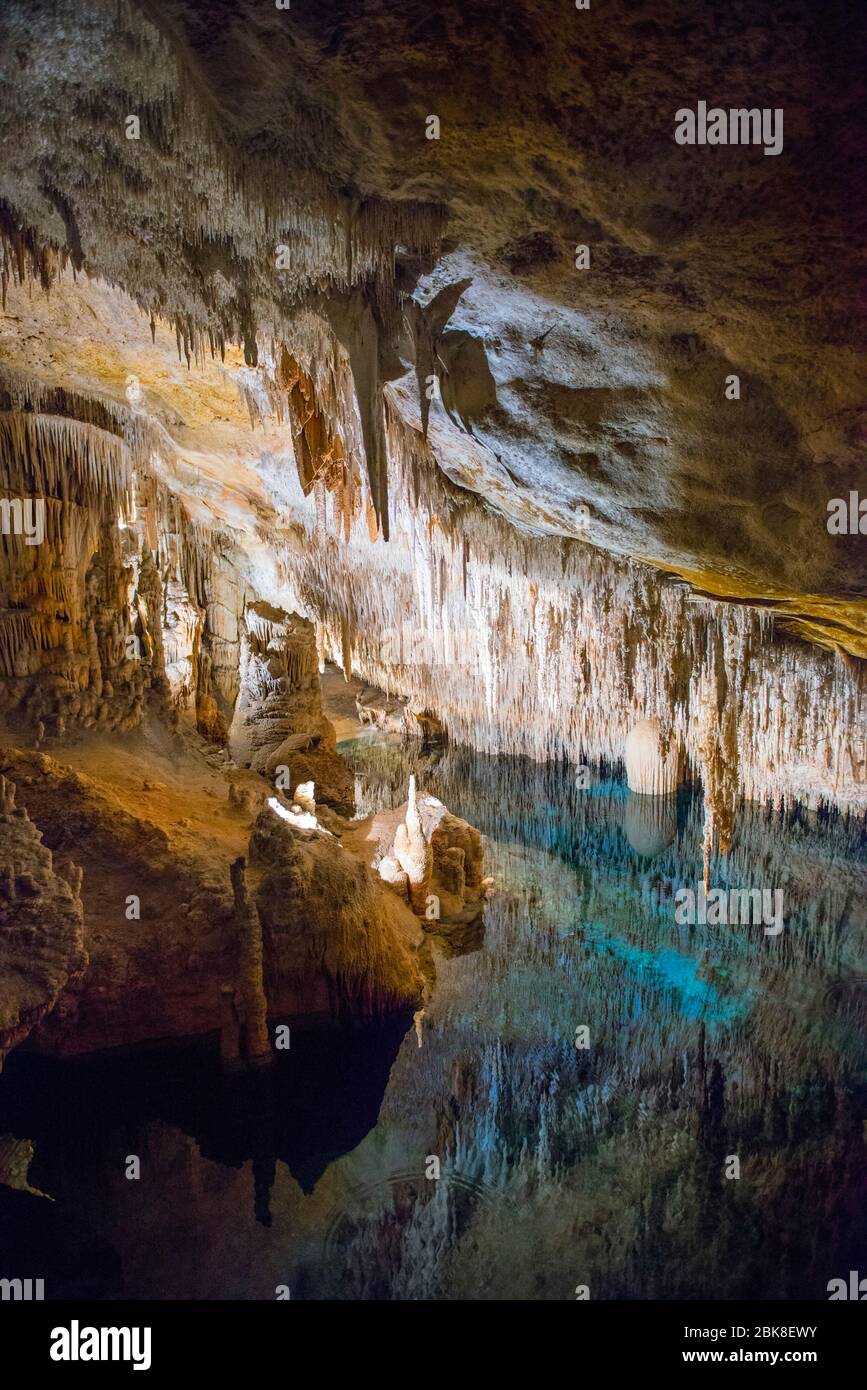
top-left (623, 794), bottom-right (677, 857)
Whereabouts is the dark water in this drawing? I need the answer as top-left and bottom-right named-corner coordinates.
top-left (1, 736), bottom-right (865, 1300)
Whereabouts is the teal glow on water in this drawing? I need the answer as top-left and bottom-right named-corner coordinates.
top-left (0, 734), bottom-right (864, 1300)
top-left (581, 935), bottom-right (746, 1023)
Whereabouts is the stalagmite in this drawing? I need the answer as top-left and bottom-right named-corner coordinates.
top-left (372, 776), bottom-right (485, 921)
top-left (293, 781), bottom-right (316, 814)
top-left (0, 771), bottom-right (87, 1066)
top-left (393, 775), bottom-right (433, 915)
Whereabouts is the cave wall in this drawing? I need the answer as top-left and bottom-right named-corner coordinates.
top-left (265, 378), bottom-right (866, 813)
top-left (0, 0), bottom-right (863, 821)
top-left (0, 407), bottom-right (153, 735)
top-left (1, 322), bottom-right (862, 823)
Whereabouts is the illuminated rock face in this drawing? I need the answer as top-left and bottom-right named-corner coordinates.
top-left (1, 0), bottom-right (865, 643)
top-left (0, 740), bottom-right (427, 1063)
top-left (273, 442), bottom-right (865, 813)
top-left (248, 806), bottom-right (425, 1017)
top-left (231, 602), bottom-right (353, 814)
top-left (0, 409), bottom-right (156, 735)
top-left (0, 348), bottom-right (862, 818)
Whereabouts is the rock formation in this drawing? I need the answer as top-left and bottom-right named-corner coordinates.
top-left (624, 719), bottom-right (680, 797)
top-left (231, 603), bottom-right (354, 814)
top-left (0, 773), bottom-right (87, 1066)
top-left (0, 728), bottom-right (429, 1062)
top-left (0, 0), bottom-right (864, 631)
top-left (228, 856), bottom-right (272, 1069)
top-left (369, 777), bottom-right (486, 924)
top-left (248, 804), bottom-right (426, 1019)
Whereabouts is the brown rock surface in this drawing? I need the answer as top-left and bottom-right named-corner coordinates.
top-left (249, 805), bottom-right (426, 1018)
top-left (0, 716), bottom-right (422, 1060)
top-left (0, 772), bottom-right (87, 1065)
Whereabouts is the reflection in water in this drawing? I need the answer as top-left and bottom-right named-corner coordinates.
top-left (1, 735), bottom-right (865, 1300)
top-left (623, 793), bottom-right (677, 857)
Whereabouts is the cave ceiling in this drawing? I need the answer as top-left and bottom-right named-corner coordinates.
top-left (0, 0), bottom-right (864, 653)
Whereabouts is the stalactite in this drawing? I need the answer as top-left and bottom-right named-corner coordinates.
top-left (0, 290), bottom-right (860, 825)
top-left (0, 0), bottom-right (447, 386)
top-left (698, 683), bottom-right (741, 888)
top-left (625, 719), bottom-right (679, 796)
top-left (0, 412), bottom-right (132, 503)
top-left (325, 293), bottom-right (391, 541)
top-left (0, 375), bottom-right (220, 733)
top-left (265, 394), bottom-right (865, 815)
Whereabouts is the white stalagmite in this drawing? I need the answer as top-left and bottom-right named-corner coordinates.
top-left (293, 781), bottom-right (316, 814)
top-left (391, 775), bottom-right (434, 914)
top-left (394, 776), bottom-right (429, 886)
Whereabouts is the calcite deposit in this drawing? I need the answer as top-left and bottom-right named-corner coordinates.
top-left (624, 719), bottom-right (680, 798)
top-left (369, 777), bottom-right (486, 924)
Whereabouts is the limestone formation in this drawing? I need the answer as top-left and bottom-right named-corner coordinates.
top-left (0, 727), bottom-right (429, 1065)
top-left (624, 719), bottom-right (680, 797)
top-left (0, 0), bottom-right (862, 1085)
top-left (218, 983), bottom-right (242, 1071)
top-left (369, 778), bottom-right (486, 925)
top-left (232, 603), bottom-right (354, 815)
top-left (0, 772), bottom-right (87, 1066)
top-left (392, 776), bottom-right (433, 914)
top-left (0, 19), bottom-right (861, 813)
top-left (249, 805), bottom-right (425, 1018)
top-left (0, 0), bottom-right (864, 638)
